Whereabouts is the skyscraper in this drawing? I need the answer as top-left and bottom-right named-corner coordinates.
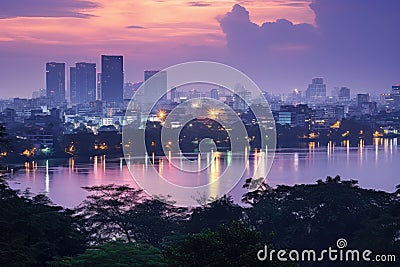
top-left (338, 87), bottom-right (351, 101)
top-left (101, 55), bottom-right (123, 103)
top-left (357, 93), bottom-right (370, 107)
top-left (144, 70), bottom-right (160, 81)
top-left (144, 70), bottom-right (167, 103)
top-left (96, 73), bottom-right (101, 100)
top-left (46, 62), bottom-right (65, 105)
top-left (170, 87), bottom-right (177, 102)
top-left (305, 78), bottom-right (326, 102)
top-left (75, 62), bottom-right (96, 104)
top-left (210, 88), bottom-right (219, 100)
top-left (69, 67), bottom-right (76, 104)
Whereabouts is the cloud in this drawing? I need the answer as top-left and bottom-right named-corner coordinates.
top-left (218, 4), bottom-right (317, 54)
top-left (237, 0), bottom-right (311, 7)
top-left (278, 2), bottom-right (309, 8)
top-left (0, 0), bottom-right (100, 19)
top-left (218, 1), bottom-right (400, 92)
top-left (126, 25), bottom-right (145, 29)
top-left (187, 1), bottom-right (211, 7)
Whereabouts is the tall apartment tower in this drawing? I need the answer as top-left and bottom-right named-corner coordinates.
top-left (338, 87), bottom-right (351, 101)
top-left (96, 73), bottom-right (102, 101)
top-left (101, 55), bottom-right (123, 103)
top-left (46, 62), bottom-right (65, 105)
top-left (144, 70), bottom-right (167, 103)
top-left (70, 67), bottom-right (77, 104)
top-left (70, 63), bottom-right (96, 105)
top-left (305, 77), bottom-right (326, 102)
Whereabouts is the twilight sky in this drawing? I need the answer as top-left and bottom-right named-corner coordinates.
top-left (0, 0), bottom-right (399, 98)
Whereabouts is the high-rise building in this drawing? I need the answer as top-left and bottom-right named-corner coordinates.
top-left (96, 73), bottom-right (101, 100)
top-left (331, 87), bottom-right (340, 98)
top-left (170, 87), bottom-right (177, 103)
top-left (69, 67), bottom-right (76, 104)
top-left (46, 62), bottom-right (65, 105)
top-left (101, 55), bottom-right (123, 103)
top-left (391, 84), bottom-right (400, 95)
top-left (144, 70), bottom-right (167, 102)
top-left (305, 78), bottom-right (326, 102)
top-left (339, 87), bottom-right (351, 101)
top-left (144, 70), bottom-right (160, 81)
top-left (124, 82), bottom-right (134, 100)
top-left (357, 93), bottom-right (370, 107)
top-left (210, 89), bottom-right (219, 100)
top-left (74, 62), bottom-right (96, 104)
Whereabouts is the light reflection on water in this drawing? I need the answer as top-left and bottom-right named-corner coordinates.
top-left (7, 138), bottom-right (400, 208)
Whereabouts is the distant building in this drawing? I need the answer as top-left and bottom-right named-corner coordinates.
top-left (143, 70), bottom-right (167, 103)
top-left (123, 82), bottom-right (134, 100)
top-left (89, 100), bottom-right (104, 115)
top-left (69, 67), bottom-right (77, 104)
top-left (123, 82), bottom-right (142, 100)
top-left (391, 84), bottom-right (400, 95)
top-left (306, 78), bottom-right (326, 102)
top-left (331, 87), bottom-right (340, 98)
top-left (311, 106), bottom-right (344, 130)
top-left (101, 55), bottom-right (123, 103)
top-left (144, 70), bottom-right (160, 81)
top-left (72, 62), bottom-right (96, 104)
top-left (277, 104), bottom-right (312, 128)
top-left (339, 87), bottom-right (351, 101)
top-left (170, 87), bottom-right (178, 103)
top-left (46, 62), bottom-right (65, 105)
top-left (210, 89), bottom-right (219, 100)
top-left (96, 73), bottom-right (102, 101)
top-left (357, 93), bottom-right (370, 107)
top-left (360, 101), bottom-right (377, 115)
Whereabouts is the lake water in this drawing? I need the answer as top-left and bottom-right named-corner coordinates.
top-left (7, 138), bottom-right (400, 208)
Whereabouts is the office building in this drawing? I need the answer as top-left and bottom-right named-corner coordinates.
top-left (74, 63), bottom-right (96, 104)
top-left (305, 77), bottom-right (326, 102)
top-left (392, 84), bottom-right (400, 95)
top-left (170, 87), bottom-right (177, 103)
top-left (97, 73), bottom-right (101, 100)
top-left (69, 67), bottom-right (76, 104)
top-left (339, 87), bottom-right (351, 101)
top-left (101, 55), bottom-right (123, 103)
top-left (210, 89), bottom-right (219, 100)
top-left (357, 93), bottom-right (370, 107)
top-left (144, 70), bottom-right (167, 103)
top-left (46, 62), bottom-right (65, 105)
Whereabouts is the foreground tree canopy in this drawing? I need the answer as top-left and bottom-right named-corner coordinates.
top-left (0, 176), bottom-right (399, 266)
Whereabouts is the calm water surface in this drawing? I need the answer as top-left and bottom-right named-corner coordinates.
top-left (8, 139), bottom-right (400, 208)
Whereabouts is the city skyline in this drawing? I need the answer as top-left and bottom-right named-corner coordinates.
top-left (0, 0), bottom-right (399, 98)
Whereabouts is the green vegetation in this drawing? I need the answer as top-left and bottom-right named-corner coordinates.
top-left (0, 175), bottom-right (399, 266)
top-left (49, 242), bottom-right (167, 267)
top-left (0, 177), bottom-right (85, 267)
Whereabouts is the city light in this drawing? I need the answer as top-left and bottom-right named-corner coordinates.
top-left (157, 110), bottom-right (167, 122)
top-left (208, 108), bottom-right (220, 119)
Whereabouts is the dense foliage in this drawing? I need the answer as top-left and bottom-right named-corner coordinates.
top-left (0, 178), bottom-right (85, 267)
top-left (0, 175), bottom-right (399, 266)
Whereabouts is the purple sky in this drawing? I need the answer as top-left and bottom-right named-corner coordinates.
top-left (0, 0), bottom-right (399, 98)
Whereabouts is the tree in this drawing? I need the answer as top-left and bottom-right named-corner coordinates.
top-left (0, 125), bottom-right (10, 167)
top-left (49, 242), bottom-right (167, 267)
top-left (0, 177), bottom-right (85, 267)
top-left (126, 198), bottom-right (186, 247)
top-left (75, 184), bottom-right (145, 243)
top-left (165, 221), bottom-right (295, 267)
top-left (75, 184), bottom-right (184, 246)
top-left (245, 176), bottom-right (399, 252)
top-left (186, 195), bottom-right (244, 233)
